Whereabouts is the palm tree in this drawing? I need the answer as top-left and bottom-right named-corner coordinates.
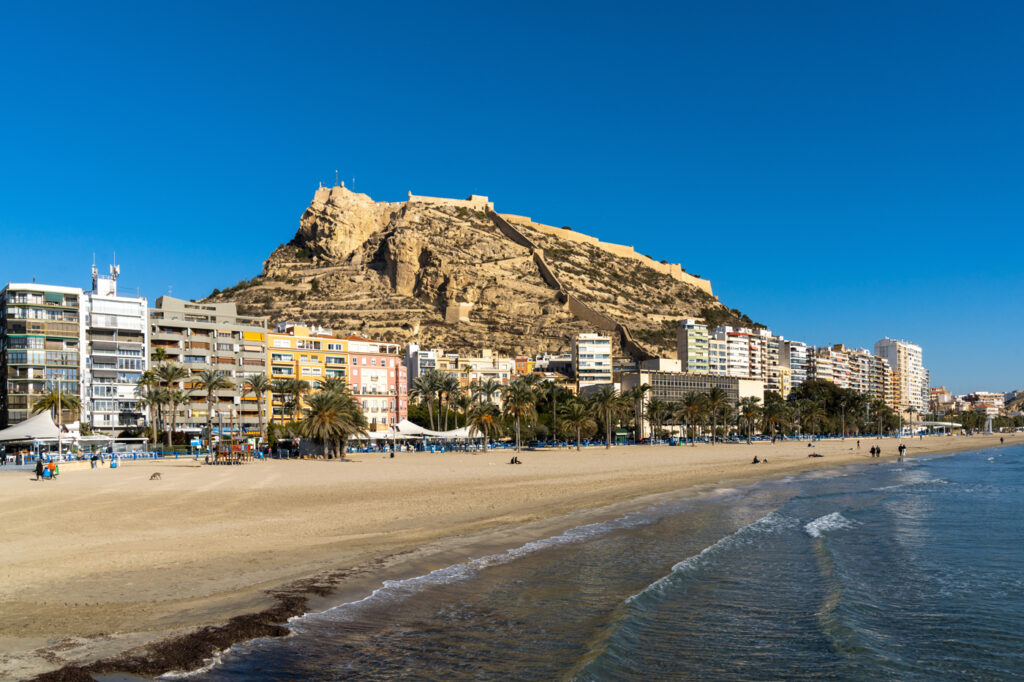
top-left (704, 387), bottom-right (729, 445)
top-left (559, 398), bottom-right (597, 450)
top-left (803, 404), bottom-right (827, 439)
top-left (738, 396), bottom-right (762, 444)
top-left (151, 347), bottom-right (168, 364)
top-left (242, 373), bottom-right (272, 443)
top-left (624, 384), bottom-right (651, 442)
top-left (31, 387), bottom-right (82, 430)
top-left (474, 378), bottom-right (504, 406)
top-left (192, 369), bottom-right (234, 448)
top-left (136, 370), bottom-right (161, 444)
top-left (155, 363), bottom-right (190, 446)
top-left (410, 370), bottom-right (444, 429)
top-left (166, 389), bottom-right (192, 446)
top-left (537, 381), bottom-right (566, 445)
top-left (321, 375), bottom-right (348, 395)
top-left (502, 378), bottom-right (537, 451)
top-left (287, 378), bottom-right (310, 421)
top-left (763, 401), bottom-right (790, 441)
top-left (440, 374), bottom-right (460, 431)
top-left (906, 405), bottom-right (919, 437)
top-left (591, 385), bottom-right (627, 449)
top-left (299, 389), bottom-right (369, 458)
top-left (300, 391), bottom-right (344, 459)
top-left (646, 397), bottom-right (669, 441)
top-left (467, 403), bottom-right (499, 450)
top-left (679, 393), bottom-right (707, 445)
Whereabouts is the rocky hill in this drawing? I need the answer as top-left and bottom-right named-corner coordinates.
top-left (205, 186), bottom-right (757, 358)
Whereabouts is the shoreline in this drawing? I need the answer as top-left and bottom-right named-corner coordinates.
top-left (4, 432), bottom-right (1016, 681)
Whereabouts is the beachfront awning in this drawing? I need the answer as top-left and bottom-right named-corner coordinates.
top-left (386, 419), bottom-right (478, 439)
top-left (0, 411), bottom-right (60, 442)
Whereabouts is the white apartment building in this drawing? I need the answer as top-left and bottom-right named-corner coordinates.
top-left (707, 326), bottom-right (783, 394)
top-left (780, 340), bottom-right (808, 389)
top-left (676, 319), bottom-right (709, 374)
top-left (81, 265), bottom-right (149, 435)
top-left (874, 337), bottom-right (927, 413)
top-left (573, 333), bottom-right (613, 391)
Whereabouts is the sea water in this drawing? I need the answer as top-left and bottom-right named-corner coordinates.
top-left (174, 444), bottom-right (1024, 680)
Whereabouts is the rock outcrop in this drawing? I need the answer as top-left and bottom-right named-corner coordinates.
top-left (207, 186), bottom-right (754, 358)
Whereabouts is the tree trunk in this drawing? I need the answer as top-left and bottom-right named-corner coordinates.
top-left (257, 393), bottom-right (265, 446)
top-left (576, 427), bottom-right (581, 451)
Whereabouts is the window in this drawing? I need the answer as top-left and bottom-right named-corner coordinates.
top-left (184, 355), bottom-right (205, 363)
top-left (300, 355), bottom-right (308, 362)
top-left (271, 353), bottom-right (293, 362)
top-left (327, 343), bottom-right (344, 351)
top-left (311, 368), bottom-right (321, 376)
top-left (325, 356), bottom-right (345, 365)
top-left (216, 343), bottom-right (233, 351)
top-left (273, 339), bottom-right (290, 348)
top-left (301, 368), bottom-right (311, 376)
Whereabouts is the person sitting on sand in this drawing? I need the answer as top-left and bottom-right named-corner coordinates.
top-left (752, 456), bottom-right (760, 464)
top-left (762, 457), bottom-right (768, 463)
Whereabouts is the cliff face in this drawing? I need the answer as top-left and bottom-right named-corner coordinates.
top-left (207, 186), bottom-right (750, 357)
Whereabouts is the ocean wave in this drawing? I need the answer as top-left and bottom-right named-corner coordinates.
top-left (296, 508), bottom-right (662, 627)
top-left (804, 512), bottom-right (858, 538)
top-left (625, 511), bottom-right (798, 605)
top-left (872, 477), bottom-right (949, 492)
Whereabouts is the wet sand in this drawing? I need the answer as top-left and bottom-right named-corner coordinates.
top-left (1, 432), bottom-right (1016, 680)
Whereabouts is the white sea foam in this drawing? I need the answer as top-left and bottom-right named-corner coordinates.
top-left (158, 647), bottom-right (230, 679)
top-left (294, 508), bottom-right (661, 627)
top-left (625, 511), bottom-right (798, 604)
top-left (804, 511), bottom-right (858, 538)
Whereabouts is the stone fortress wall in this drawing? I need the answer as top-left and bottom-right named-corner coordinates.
top-left (499, 214), bottom-right (713, 296)
top-left (407, 192), bottom-right (495, 211)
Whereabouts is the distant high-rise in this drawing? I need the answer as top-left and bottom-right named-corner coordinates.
top-left (874, 338), bottom-right (927, 413)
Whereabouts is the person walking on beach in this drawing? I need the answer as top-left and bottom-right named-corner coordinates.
top-left (35, 458), bottom-right (44, 480)
top-left (47, 460), bottom-right (57, 479)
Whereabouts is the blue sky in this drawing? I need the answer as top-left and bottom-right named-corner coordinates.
top-left (1, 2), bottom-right (1021, 394)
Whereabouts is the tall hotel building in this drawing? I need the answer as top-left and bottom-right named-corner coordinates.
top-left (874, 337), bottom-right (927, 413)
top-left (149, 297), bottom-right (268, 438)
top-left (572, 333), bottom-right (613, 391)
top-left (81, 265), bottom-right (149, 435)
top-left (0, 283), bottom-right (82, 428)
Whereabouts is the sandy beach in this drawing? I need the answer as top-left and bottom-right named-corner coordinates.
top-left (1, 432), bottom-right (1017, 680)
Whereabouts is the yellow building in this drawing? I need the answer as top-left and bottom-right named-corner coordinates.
top-left (266, 323), bottom-right (348, 424)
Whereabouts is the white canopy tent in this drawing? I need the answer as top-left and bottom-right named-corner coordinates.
top-left (385, 419), bottom-right (478, 440)
top-left (0, 411), bottom-right (60, 442)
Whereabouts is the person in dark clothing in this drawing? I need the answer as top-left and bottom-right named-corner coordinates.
top-left (35, 458), bottom-right (44, 480)
top-left (751, 456), bottom-right (760, 464)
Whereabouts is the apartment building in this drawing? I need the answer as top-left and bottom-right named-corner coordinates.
top-left (81, 265), bottom-right (149, 435)
top-left (874, 338), bottom-right (927, 413)
top-left (149, 296), bottom-right (267, 438)
top-left (966, 392), bottom-right (1004, 417)
top-left (406, 345), bottom-right (516, 391)
top-left (676, 318), bottom-right (710, 374)
top-left (705, 326), bottom-right (783, 394)
top-left (0, 283), bottom-right (83, 428)
top-left (572, 333), bottom-right (613, 392)
top-left (780, 340), bottom-right (808, 389)
top-left (342, 334), bottom-right (407, 430)
top-left (267, 322), bottom-right (348, 423)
